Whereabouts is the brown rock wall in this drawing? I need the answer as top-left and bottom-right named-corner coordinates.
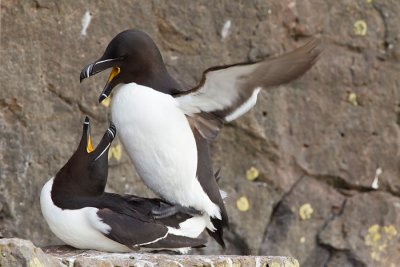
top-left (1, 1), bottom-right (399, 266)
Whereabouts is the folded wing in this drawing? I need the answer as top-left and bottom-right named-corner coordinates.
top-left (94, 208), bottom-right (206, 250)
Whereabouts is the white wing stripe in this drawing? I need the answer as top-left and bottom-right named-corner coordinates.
top-left (177, 64), bottom-right (258, 116)
top-left (225, 87), bottom-right (261, 122)
top-left (94, 143), bottom-right (111, 161)
top-left (137, 231), bottom-right (169, 246)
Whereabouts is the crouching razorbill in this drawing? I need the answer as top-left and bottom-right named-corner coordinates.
top-left (40, 117), bottom-right (208, 253)
top-left (80, 29), bottom-right (321, 247)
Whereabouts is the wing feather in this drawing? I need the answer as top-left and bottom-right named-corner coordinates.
top-left (95, 208), bottom-right (207, 250)
top-left (176, 38), bottom-right (321, 137)
top-left (96, 208), bottom-right (169, 249)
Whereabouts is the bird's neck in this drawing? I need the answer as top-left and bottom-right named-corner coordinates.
top-left (132, 66), bottom-right (183, 95)
top-left (50, 164), bottom-right (106, 209)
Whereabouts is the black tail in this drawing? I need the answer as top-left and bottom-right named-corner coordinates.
top-left (206, 168), bottom-right (227, 248)
top-left (193, 128), bottom-right (229, 248)
top-left (207, 218), bottom-right (226, 248)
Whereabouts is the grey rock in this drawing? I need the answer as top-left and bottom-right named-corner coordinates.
top-left (0, 1), bottom-right (399, 266)
top-left (319, 192), bottom-right (400, 267)
top-left (0, 238), bottom-right (299, 267)
top-left (260, 176), bottom-right (346, 265)
top-left (0, 238), bottom-right (64, 267)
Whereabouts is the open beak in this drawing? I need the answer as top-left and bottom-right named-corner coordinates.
top-left (82, 117), bottom-right (116, 160)
top-left (80, 57), bottom-right (123, 103)
top-left (98, 67), bottom-right (120, 103)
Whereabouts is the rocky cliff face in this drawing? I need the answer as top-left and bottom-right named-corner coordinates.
top-left (0, 1), bottom-right (399, 266)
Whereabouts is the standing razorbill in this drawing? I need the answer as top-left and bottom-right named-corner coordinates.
top-left (80, 29), bottom-right (321, 246)
top-left (40, 117), bottom-right (208, 253)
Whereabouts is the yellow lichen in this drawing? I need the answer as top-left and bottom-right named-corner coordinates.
top-left (348, 92), bottom-right (358, 106)
top-left (300, 237), bottom-right (306, 243)
top-left (366, 224), bottom-right (381, 244)
top-left (299, 203), bottom-right (313, 220)
top-left (378, 243), bottom-right (387, 252)
top-left (246, 166), bottom-right (259, 181)
top-left (369, 224), bottom-right (380, 234)
top-left (371, 251), bottom-right (381, 261)
top-left (236, 196), bottom-right (250, 212)
top-left (108, 143), bottom-right (122, 160)
top-left (383, 225), bottom-right (397, 238)
top-left (354, 20), bottom-right (367, 36)
top-left (365, 224), bottom-right (399, 263)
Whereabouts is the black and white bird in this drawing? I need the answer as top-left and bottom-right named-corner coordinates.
top-left (80, 29), bottom-right (321, 246)
top-left (40, 117), bottom-right (208, 253)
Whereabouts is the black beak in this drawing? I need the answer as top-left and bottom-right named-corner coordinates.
top-left (106, 121), bottom-right (117, 141)
top-left (80, 57), bottom-right (123, 83)
top-left (93, 121), bottom-right (117, 161)
top-left (80, 57), bottom-right (124, 103)
top-left (98, 80), bottom-right (114, 103)
top-left (83, 116), bottom-right (90, 128)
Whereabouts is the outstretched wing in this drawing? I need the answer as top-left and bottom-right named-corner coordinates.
top-left (176, 38), bottom-right (321, 139)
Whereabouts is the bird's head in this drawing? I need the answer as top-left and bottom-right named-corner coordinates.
top-left (80, 29), bottom-right (165, 103)
top-left (54, 117), bottom-right (116, 195)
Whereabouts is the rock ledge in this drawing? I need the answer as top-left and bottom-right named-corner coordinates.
top-left (0, 238), bottom-right (299, 267)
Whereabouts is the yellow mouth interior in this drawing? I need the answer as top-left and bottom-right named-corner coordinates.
top-left (86, 129), bottom-right (94, 153)
top-left (108, 67), bottom-right (121, 82)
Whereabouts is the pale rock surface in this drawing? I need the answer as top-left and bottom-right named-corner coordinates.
top-left (0, 238), bottom-right (299, 267)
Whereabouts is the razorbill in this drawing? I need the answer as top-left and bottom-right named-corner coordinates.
top-left (80, 29), bottom-right (321, 247)
top-left (40, 117), bottom-right (208, 253)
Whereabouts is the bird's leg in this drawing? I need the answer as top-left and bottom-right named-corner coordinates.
top-left (152, 203), bottom-right (202, 219)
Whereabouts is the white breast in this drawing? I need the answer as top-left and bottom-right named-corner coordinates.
top-left (111, 83), bottom-right (220, 219)
top-left (40, 179), bottom-right (130, 252)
